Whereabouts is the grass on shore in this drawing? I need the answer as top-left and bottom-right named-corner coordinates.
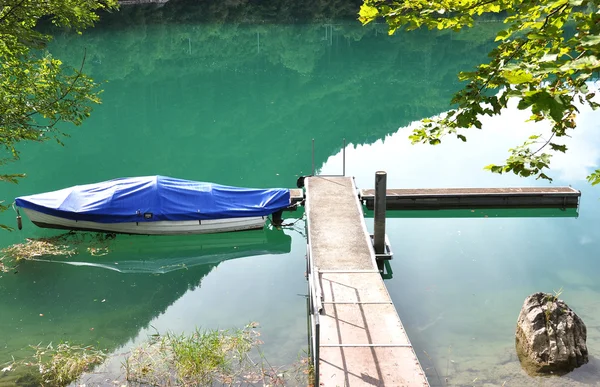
top-left (3, 342), bottom-right (107, 387)
top-left (3, 323), bottom-right (310, 387)
top-left (124, 322), bottom-right (309, 386)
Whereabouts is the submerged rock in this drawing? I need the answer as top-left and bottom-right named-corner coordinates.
top-left (515, 292), bottom-right (588, 375)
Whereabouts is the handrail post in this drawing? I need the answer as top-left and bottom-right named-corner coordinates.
top-left (312, 139), bottom-right (315, 176)
top-left (373, 171), bottom-right (387, 256)
top-left (315, 314), bottom-right (320, 386)
top-left (342, 138), bottom-right (346, 176)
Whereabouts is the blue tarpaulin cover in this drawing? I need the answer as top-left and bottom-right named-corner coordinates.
top-left (15, 176), bottom-right (291, 223)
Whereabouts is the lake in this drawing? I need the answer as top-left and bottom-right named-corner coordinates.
top-left (1, 3), bottom-right (599, 386)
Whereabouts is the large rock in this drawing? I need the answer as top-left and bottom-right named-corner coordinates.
top-left (515, 292), bottom-right (588, 375)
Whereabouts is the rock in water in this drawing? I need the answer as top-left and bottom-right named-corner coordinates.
top-left (515, 292), bottom-right (588, 375)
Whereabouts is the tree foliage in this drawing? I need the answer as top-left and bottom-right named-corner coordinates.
top-left (360, 0), bottom-right (600, 184)
top-left (0, 1), bottom-right (118, 182)
top-left (0, 0), bottom-right (118, 226)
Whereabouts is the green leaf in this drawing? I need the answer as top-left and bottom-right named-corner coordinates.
top-left (587, 170), bottom-right (600, 186)
top-left (518, 98), bottom-right (534, 110)
top-left (501, 70), bottom-right (534, 84)
top-left (495, 29), bottom-right (511, 41)
top-left (359, 4), bottom-right (379, 24)
top-left (580, 35), bottom-right (600, 47)
top-left (539, 54), bottom-right (558, 63)
top-left (458, 71), bottom-right (475, 81)
top-left (549, 143), bottom-right (567, 153)
top-left (537, 173), bottom-right (552, 181)
top-left (560, 56), bottom-right (600, 72)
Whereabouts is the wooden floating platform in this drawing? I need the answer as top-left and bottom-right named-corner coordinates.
top-left (305, 177), bottom-right (428, 386)
top-left (360, 187), bottom-right (580, 210)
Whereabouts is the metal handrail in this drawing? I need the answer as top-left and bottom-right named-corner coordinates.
top-left (306, 241), bottom-right (321, 387)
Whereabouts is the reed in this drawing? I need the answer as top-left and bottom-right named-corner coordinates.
top-left (124, 322), bottom-right (309, 386)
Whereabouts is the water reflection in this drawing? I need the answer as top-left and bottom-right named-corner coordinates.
top-left (0, 228), bottom-right (291, 370)
top-left (24, 22), bottom-right (498, 190)
top-left (365, 207), bottom-right (580, 219)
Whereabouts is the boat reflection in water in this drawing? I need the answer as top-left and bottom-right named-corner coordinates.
top-left (28, 227), bottom-right (292, 274)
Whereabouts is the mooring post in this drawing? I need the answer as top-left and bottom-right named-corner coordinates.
top-left (373, 171), bottom-right (387, 257)
top-left (272, 210), bottom-right (283, 227)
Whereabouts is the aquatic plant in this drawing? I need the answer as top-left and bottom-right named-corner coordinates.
top-left (0, 232), bottom-right (114, 262)
top-left (31, 342), bottom-right (106, 387)
top-left (124, 323), bottom-right (309, 386)
top-left (1, 239), bottom-right (76, 262)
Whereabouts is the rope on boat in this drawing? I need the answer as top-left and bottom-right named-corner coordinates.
top-left (280, 216), bottom-right (305, 227)
top-left (268, 204), bottom-right (305, 228)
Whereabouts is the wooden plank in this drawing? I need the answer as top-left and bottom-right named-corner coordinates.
top-left (319, 347), bottom-right (429, 387)
top-left (305, 176), bottom-right (429, 386)
top-left (320, 272), bottom-right (390, 304)
top-left (290, 188), bottom-right (304, 201)
top-left (360, 187), bottom-right (581, 210)
top-left (283, 188), bottom-right (304, 212)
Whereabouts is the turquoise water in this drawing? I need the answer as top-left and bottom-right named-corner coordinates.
top-left (320, 98), bottom-right (600, 385)
top-left (1, 7), bottom-right (599, 386)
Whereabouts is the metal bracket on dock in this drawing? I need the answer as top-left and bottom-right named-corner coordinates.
top-left (370, 234), bottom-right (393, 260)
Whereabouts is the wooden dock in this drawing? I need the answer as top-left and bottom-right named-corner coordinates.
top-left (360, 187), bottom-right (580, 210)
top-left (305, 176), bottom-right (428, 386)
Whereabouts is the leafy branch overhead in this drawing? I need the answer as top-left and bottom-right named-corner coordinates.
top-left (360, 0), bottom-right (600, 184)
top-left (0, 0), bottom-right (119, 181)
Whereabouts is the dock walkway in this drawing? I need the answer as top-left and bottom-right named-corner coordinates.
top-left (305, 176), bottom-right (428, 386)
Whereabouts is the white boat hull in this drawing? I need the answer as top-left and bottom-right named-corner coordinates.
top-left (22, 208), bottom-right (266, 235)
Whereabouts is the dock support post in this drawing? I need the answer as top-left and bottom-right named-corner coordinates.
top-left (373, 171), bottom-right (387, 263)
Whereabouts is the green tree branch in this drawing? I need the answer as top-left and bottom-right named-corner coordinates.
top-left (0, 0), bottom-right (118, 230)
top-left (361, 0), bottom-right (600, 184)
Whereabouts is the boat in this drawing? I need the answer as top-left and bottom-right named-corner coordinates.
top-left (14, 176), bottom-right (291, 235)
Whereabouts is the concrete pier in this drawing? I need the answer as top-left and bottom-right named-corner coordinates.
top-left (305, 176), bottom-right (428, 386)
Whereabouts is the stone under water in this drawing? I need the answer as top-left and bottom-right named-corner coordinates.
top-left (515, 292), bottom-right (588, 375)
